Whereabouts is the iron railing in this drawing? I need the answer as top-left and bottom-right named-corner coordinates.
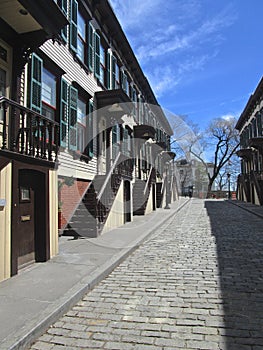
top-left (0, 96), bottom-right (59, 162)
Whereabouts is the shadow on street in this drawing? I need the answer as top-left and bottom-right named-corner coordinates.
top-left (204, 200), bottom-right (263, 349)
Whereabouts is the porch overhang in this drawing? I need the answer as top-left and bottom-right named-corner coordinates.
top-left (161, 151), bottom-right (176, 163)
top-left (95, 89), bottom-right (132, 113)
top-left (236, 148), bottom-right (254, 160)
top-left (134, 125), bottom-right (156, 140)
top-left (0, 0), bottom-right (68, 49)
top-left (19, 0), bottom-right (68, 36)
top-left (95, 89), bottom-right (132, 124)
top-left (2, 0), bottom-right (68, 36)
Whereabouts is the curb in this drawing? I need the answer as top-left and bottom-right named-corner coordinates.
top-left (226, 200), bottom-right (263, 220)
top-left (6, 198), bottom-right (191, 350)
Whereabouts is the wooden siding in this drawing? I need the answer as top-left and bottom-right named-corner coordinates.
top-left (40, 40), bottom-right (100, 97)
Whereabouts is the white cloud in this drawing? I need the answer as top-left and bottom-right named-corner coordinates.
top-left (109, 0), bottom-right (162, 30)
top-left (221, 114), bottom-right (238, 121)
top-left (146, 66), bottom-right (180, 98)
top-left (110, 0), bottom-right (238, 98)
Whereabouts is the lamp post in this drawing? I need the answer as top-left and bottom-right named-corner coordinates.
top-left (227, 172), bottom-right (231, 199)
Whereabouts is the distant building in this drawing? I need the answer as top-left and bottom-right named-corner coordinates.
top-left (236, 77), bottom-right (263, 205)
top-left (175, 158), bottom-right (215, 198)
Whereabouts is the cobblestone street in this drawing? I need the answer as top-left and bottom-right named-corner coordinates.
top-left (30, 199), bottom-right (263, 350)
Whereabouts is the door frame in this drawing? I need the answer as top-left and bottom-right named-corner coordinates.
top-left (0, 38), bottom-right (12, 99)
top-left (11, 160), bottom-right (50, 275)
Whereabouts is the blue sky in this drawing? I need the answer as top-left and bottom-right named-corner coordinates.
top-left (109, 0), bottom-right (263, 130)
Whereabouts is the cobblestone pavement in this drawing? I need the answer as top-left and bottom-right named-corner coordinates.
top-left (30, 199), bottom-right (263, 350)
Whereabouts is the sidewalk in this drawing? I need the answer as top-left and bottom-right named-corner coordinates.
top-left (228, 199), bottom-right (263, 218)
top-left (0, 197), bottom-right (189, 350)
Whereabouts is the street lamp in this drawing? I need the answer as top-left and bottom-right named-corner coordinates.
top-left (227, 172), bottom-right (231, 199)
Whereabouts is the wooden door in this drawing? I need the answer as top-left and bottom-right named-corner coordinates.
top-left (17, 171), bottom-right (35, 268)
top-left (124, 180), bottom-right (131, 223)
top-left (12, 167), bottom-right (48, 275)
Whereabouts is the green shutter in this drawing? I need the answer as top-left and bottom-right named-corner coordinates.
top-left (30, 53), bottom-right (42, 113)
top-left (88, 100), bottom-right (94, 157)
top-left (123, 128), bottom-right (129, 155)
top-left (106, 52), bottom-right (111, 90)
top-left (132, 87), bottom-right (137, 102)
top-left (88, 22), bottom-right (94, 71)
top-left (60, 79), bottom-right (68, 147)
top-left (70, 0), bottom-right (78, 53)
top-left (60, 0), bottom-right (68, 42)
top-left (111, 55), bottom-right (116, 89)
top-left (94, 32), bottom-right (100, 79)
top-left (121, 71), bottom-right (127, 93)
top-left (69, 85), bottom-right (78, 150)
top-left (139, 95), bottom-right (143, 123)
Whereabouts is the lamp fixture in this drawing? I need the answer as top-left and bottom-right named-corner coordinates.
top-left (19, 8), bottom-right (28, 15)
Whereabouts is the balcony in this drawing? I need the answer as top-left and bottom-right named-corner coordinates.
top-left (0, 97), bottom-right (59, 167)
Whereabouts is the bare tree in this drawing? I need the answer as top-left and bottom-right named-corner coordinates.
top-left (189, 117), bottom-right (240, 197)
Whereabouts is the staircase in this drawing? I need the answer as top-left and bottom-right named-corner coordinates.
top-left (133, 167), bottom-right (156, 215)
top-left (238, 174), bottom-right (251, 202)
top-left (250, 171), bottom-right (263, 205)
top-left (63, 152), bottom-right (129, 238)
top-left (64, 183), bottom-right (98, 238)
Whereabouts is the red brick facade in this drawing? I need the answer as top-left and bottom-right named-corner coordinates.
top-left (59, 178), bottom-right (91, 229)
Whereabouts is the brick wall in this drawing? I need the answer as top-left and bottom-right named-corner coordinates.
top-left (59, 178), bottom-right (91, 229)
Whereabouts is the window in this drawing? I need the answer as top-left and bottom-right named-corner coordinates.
top-left (69, 86), bottom-right (78, 150)
top-left (42, 68), bottom-right (56, 120)
top-left (94, 32), bottom-right (100, 79)
top-left (99, 44), bottom-right (106, 85)
top-left (112, 124), bottom-right (120, 158)
top-left (70, 0), bottom-right (78, 52)
top-left (121, 70), bottom-right (128, 94)
top-left (77, 97), bottom-right (86, 152)
top-left (60, 79), bottom-right (68, 147)
top-left (77, 11), bottom-right (86, 62)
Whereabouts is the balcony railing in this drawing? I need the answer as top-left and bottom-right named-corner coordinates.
top-left (0, 97), bottom-right (59, 163)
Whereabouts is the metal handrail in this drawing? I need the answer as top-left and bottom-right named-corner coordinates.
top-left (143, 165), bottom-right (153, 195)
top-left (161, 171), bottom-right (166, 195)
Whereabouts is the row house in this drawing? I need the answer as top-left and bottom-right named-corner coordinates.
top-left (236, 77), bottom-right (263, 205)
top-left (0, 0), bottom-right (175, 282)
